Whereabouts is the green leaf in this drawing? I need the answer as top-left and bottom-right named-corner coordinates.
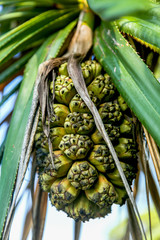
top-left (51, 0), bottom-right (79, 4)
top-left (0, 20), bottom-right (77, 238)
top-left (117, 9), bottom-right (160, 52)
top-left (0, 9), bottom-right (79, 66)
top-left (0, 139), bottom-right (6, 164)
top-left (0, 50), bottom-right (36, 84)
top-left (47, 20), bottom-right (77, 59)
top-left (0, 11), bottom-right (43, 22)
top-left (0, 10), bottom-right (66, 48)
top-left (139, 3), bottom-right (160, 26)
top-left (94, 21), bottom-right (160, 146)
top-left (88, 0), bottom-right (151, 20)
top-left (0, 36), bottom-right (52, 238)
top-left (0, 0), bottom-right (54, 7)
top-left (0, 81), bottom-right (21, 107)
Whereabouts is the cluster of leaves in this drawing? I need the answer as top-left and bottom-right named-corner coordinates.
top-left (0, 0), bottom-right (160, 239)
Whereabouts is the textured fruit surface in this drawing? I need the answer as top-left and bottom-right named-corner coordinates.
top-left (67, 161), bottom-right (98, 190)
top-left (35, 59), bottom-right (137, 222)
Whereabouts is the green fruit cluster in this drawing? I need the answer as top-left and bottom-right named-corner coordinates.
top-left (35, 60), bottom-right (137, 222)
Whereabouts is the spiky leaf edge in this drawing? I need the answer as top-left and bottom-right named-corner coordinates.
top-left (0, 19), bottom-right (78, 238)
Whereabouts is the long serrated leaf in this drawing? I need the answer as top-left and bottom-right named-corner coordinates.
top-left (0, 139), bottom-right (6, 164)
top-left (0, 10), bottom-right (66, 48)
top-left (0, 20), bottom-right (78, 238)
top-left (88, 0), bottom-right (151, 21)
top-left (0, 50), bottom-right (36, 84)
top-left (0, 11), bottom-right (41, 22)
top-left (0, 34), bottom-right (56, 238)
top-left (117, 15), bottom-right (160, 53)
top-left (52, 0), bottom-right (79, 4)
top-left (94, 21), bottom-right (160, 147)
top-left (0, 0), bottom-right (54, 7)
top-left (134, 3), bottom-right (160, 26)
top-left (47, 20), bottom-right (77, 60)
top-left (0, 81), bottom-right (21, 107)
top-left (0, 10), bottom-right (79, 65)
top-left (0, 6), bottom-right (46, 16)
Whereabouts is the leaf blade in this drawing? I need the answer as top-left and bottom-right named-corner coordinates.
top-left (0, 50), bottom-right (36, 84)
top-left (0, 35), bottom-right (56, 238)
top-left (0, 9), bottom-right (79, 65)
top-left (117, 15), bottom-right (160, 52)
top-left (0, 19), bottom-right (78, 238)
top-left (94, 21), bottom-right (160, 147)
top-left (88, 0), bottom-right (151, 21)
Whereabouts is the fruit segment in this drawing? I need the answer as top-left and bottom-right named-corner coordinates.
top-left (67, 161), bottom-right (98, 190)
top-left (50, 178), bottom-right (80, 210)
top-left (88, 145), bottom-right (115, 173)
top-left (64, 193), bottom-right (111, 222)
top-left (81, 60), bottom-right (102, 85)
top-left (85, 174), bottom-right (118, 208)
top-left (64, 112), bottom-right (95, 134)
top-left (59, 134), bottom-right (93, 160)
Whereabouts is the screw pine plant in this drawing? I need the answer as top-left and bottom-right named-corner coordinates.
top-left (0, 0), bottom-right (160, 239)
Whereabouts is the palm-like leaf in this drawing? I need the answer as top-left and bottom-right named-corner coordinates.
top-left (0, 0), bottom-right (160, 239)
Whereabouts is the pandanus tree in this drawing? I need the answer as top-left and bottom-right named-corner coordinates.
top-left (0, 0), bottom-right (160, 239)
